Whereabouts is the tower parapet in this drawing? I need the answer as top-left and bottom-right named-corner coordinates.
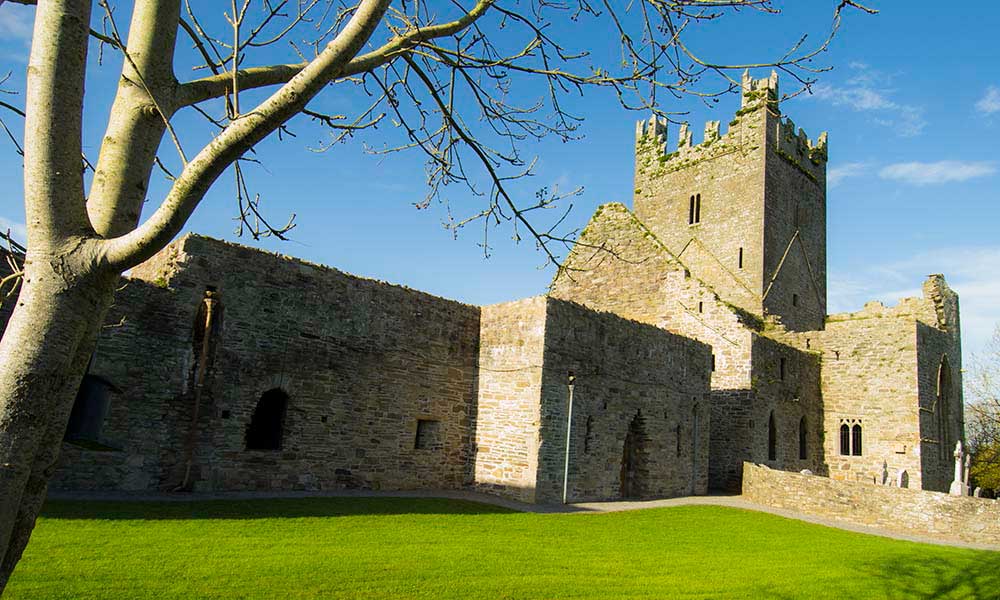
top-left (633, 70), bottom-right (828, 332)
top-left (634, 71), bottom-right (828, 185)
top-left (741, 69), bottom-right (780, 110)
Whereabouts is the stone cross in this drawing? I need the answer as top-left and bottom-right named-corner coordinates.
top-left (949, 440), bottom-right (965, 496)
top-left (964, 454), bottom-right (971, 491)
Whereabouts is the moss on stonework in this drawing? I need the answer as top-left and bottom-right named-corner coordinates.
top-left (775, 148), bottom-right (819, 185)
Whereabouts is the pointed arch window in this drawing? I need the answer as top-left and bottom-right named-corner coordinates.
top-left (839, 423), bottom-right (850, 456)
top-left (688, 194), bottom-right (702, 225)
top-left (937, 356), bottom-right (951, 459)
top-left (851, 424), bottom-right (863, 456)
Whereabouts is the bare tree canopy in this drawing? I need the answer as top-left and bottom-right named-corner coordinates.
top-left (0, 0), bottom-right (873, 592)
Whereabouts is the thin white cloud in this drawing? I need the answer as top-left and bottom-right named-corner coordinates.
top-left (976, 86), bottom-right (1000, 115)
top-left (808, 64), bottom-right (926, 137)
top-left (829, 246), bottom-right (1000, 370)
top-left (878, 161), bottom-right (996, 185)
top-left (827, 162), bottom-right (869, 187)
top-left (0, 5), bottom-right (33, 42)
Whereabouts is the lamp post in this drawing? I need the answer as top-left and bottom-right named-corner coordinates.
top-left (563, 371), bottom-right (576, 505)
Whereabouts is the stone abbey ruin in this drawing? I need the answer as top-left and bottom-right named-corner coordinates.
top-left (1, 72), bottom-right (967, 505)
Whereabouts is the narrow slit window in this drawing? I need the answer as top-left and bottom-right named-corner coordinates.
top-left (779, 357), bottom-right (786, 381)
top-left (711, 354), bottom-right (716, 372)
top-left (676, 423), bottom-right (682, 457)
top-left (738, 247), bottom-right (744, 269)
top-left (688, 195), bottom-right (696, 225)
top-left (851, 424), bottom-right (863, 456)
top-left (792, 293), bottom-right (799, 307)
top-left (695, 193), bottom-right (701, 223)
top-left (839, 424), bottom-right (850, 456)
top-left (767, 411), bottom-right (776, 461)
top-left (798, 417), bottom-right (807, 460)
top-left (698, 301), bottom-right (704, 313)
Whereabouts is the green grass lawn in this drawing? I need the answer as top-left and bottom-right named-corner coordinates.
top-left (5, 497), bottom-right (998, 599)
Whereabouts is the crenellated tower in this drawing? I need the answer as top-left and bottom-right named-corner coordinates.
top-left (633, 70), bottom-right (828, 332)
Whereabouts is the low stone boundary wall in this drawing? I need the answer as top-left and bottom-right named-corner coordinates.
top-left (742, 462), bottom-right (1000, 547)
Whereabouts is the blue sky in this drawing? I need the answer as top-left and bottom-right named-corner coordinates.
top-left (1, 1), bottom-right (998, 369)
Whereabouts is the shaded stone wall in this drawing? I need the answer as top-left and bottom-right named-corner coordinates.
top-left (761, 109), bottom-right (827, 332)
top-left (474, 297), bottom-right (712, 503)
top-left (54, 234), bottom-right (483, 493)
top-left (743, 463), bottom-right (999, 547)
top-left (50, 278), bottom-right (192, 491)
top-left (535, 298), bottom-right (712, 502)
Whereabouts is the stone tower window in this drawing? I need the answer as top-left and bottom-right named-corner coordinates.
top-left (698, 301), bottom-right (704, 313)
top-left (245, 388), bottom-right (289, 451)
top-left (414, 419), bottom-right (441, 450)
top-left (711, 354), bottom-right (716, 372)
top-left (792, 293), bottom-right (799, 307)
top-left (839, 419), bottom-right (863, 456)
top-left (767, 411), bottom-right (777, 461)
top-left (584, 416), bottom-right (595, 454)
top-left (738, 247), bottom-right (744, 269)
top-left (798, 417), bottom-right (807, 460)
top-left (779, 357), bottom-right (786, 380)
top-left (688, 194), bottom-right (702, 225)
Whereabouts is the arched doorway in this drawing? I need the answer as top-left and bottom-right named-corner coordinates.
top-left (245, 388), bottom-right (289, 450)
top-left (620, 411), bottom-right (648, 499)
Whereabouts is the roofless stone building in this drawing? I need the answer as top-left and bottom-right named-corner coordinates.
top-left (0, 72), bottom-right (962, 503)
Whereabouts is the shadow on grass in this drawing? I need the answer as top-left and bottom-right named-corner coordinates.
top-left (862, 550), bottom-right (1000, 599)
top-left (40, 496), bottom-right (516, 520)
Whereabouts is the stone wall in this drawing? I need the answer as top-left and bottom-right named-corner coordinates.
top-left (474, 296), bottom-right (712, 503)
top-left (770, 277), bottom-right (963, 493)
top-left (549, 203), bottom-right (824, 491)
top-left (474, 298), bottom-right (547, 502)
top-left (743, 463), bottom-right (1000, 547)
top-left (53, 234), bottom-right (483, 493)
top-left (535, 298), bottom-right (712, 502)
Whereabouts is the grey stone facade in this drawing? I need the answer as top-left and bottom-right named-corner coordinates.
top-left (552, 71), bottom-right (962, 492)
top-left (0, 71), bottom-right (963, 503)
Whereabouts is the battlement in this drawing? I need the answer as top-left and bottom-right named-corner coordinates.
top-left (825, 276), bottom-right (956, 328)
top-left (634, 70), bottom-right (827, 183)
top-left (741, 69), bottom-right (779, 109)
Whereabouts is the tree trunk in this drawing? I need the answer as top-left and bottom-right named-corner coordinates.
top-left (0, 254), bottom-right (116, 593)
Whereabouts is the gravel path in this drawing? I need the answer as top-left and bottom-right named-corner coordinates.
top-left (48, 489), bottom-right (998, 552)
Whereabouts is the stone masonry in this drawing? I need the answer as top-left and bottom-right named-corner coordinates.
top-left (0, 70), bottom-right (964, 507)
top-left (552, 70), bottom-right (962, 492)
